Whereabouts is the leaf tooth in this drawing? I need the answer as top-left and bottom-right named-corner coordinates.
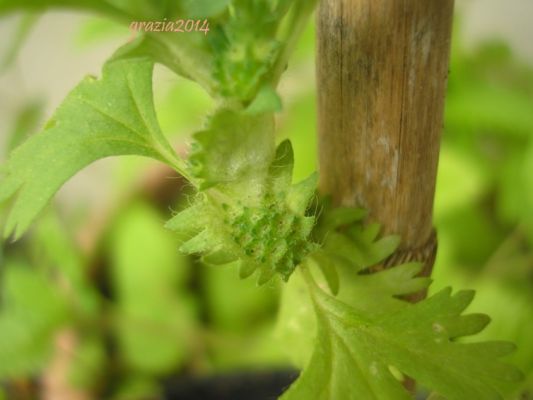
top-left (464, 341), bottom-right (518, 358)
top-left (366, 235), bottom-right (401, 265)
top-left (361, 223), bottom-right (381, 242)
top-left (239, 260), bottom-right (258, 279)
top-left (372, 263), bottom-right (431, 296)
top-left (179, 229), bottom-right (212, 254)
top-left (322, 207), bottom-right (368, 231)
top-left (324, 232), bottom-right (368, 271)
top-left (165, 203), bottom-right (204, 231)
top-left (269, 139), bottom-right (294, 189)
top-left (390, 262), bottom-right (424, 279)
top-left (450, 289), bottom-right (476, 313)
top-left (202, 248), bottom-right (237, 265)
top-left (287, 172), bottom-right (318, 215)
top-left (257, 266), bottom-right (275, 285)
top-left (271, 240), bottom-right (289, 265)
top-left (433, 286), bottom-right (454, 301)
top-left (438, 313), bottom-right (491, 339)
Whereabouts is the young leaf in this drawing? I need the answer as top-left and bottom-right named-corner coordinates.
top-left (166, 111), bottom-right (319, 284)
top-left (0, 57), bottom-right (186, 238)
top-left (281, 267), bottom-right (523, 400)
top-left (187, 109), bottom-right (276, 189)
top-left (111, 33), bottom-right (217, 96)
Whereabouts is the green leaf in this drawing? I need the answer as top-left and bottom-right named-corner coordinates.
top-left (0, 57), bottom-right (185, 238)
top-left (337, 262), bottom-right (431, 316)
top-left (208, 2), bottom-right (283, 102)
top-left (167, 113), bottom-right (319, 284)
top-left (187, 109), bottom-right (276, 189)
top-left (275, 269), bottom-right (316, 368)
top-left (281, 267), bottom-right (523, 400)
top-left (312, 202), bottom-right (400, 273)
top-left (317, 206), bottom-right (368, 233)
top-left (111, 33), bottom-right (216, 96)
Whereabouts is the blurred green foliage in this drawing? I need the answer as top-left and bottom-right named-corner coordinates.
top-left (431, 29), bottom-right (533, 397)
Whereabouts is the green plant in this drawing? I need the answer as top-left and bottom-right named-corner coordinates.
top-left (0, 1), bottom-right (525, 399)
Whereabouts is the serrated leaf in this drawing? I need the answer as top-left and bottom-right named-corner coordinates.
top-left (202, 248), bottom-right (237, 265)
top-left (322, 227), bottom-right (400, 272)
top-left (167, 111), bottom-right (319, 284)
top-left (0, 58), bottom-right (184, 238)
top-left (337, 262), bottom-right (431, 316)
top-left (319, 207), bottom-right (368, 233)
top-left (111, 33), bottom-right (216, 95)
top-left (276, 260), bottom-right (429, 372)
top-left (180, 229), bottom-right (212, 254)
top-left (188, 109), bottom-right (276, 189)
top-left (281, 268), bottom-right (523, 400)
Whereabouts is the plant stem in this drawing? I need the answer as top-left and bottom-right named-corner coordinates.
top-left (316, 0), bottom-right (454, 287)
top-left (270, 0), bottom-right (319, 88)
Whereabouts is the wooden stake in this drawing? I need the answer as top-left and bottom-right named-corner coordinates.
top-left (317, 0), bottom-right (454, 283)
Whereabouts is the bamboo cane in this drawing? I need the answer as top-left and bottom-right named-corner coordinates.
top-left (317, 0), bottom-right (455, 293)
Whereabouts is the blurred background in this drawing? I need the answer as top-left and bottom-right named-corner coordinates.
top-left (0, 0), bottom-right (532, 399)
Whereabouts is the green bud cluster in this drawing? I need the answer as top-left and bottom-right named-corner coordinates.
top-left (228, 201), bottom-right (315, 282)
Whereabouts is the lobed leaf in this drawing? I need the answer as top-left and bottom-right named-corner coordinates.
top-left (0, 58), bottom-right (184, 238)
top-left (282, 267), bottom-right (523, 400)
top-left (166, 111), bottom-right (319, 284)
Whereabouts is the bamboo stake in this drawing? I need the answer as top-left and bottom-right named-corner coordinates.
top-left (317, 0), bottom-right (454, 288)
